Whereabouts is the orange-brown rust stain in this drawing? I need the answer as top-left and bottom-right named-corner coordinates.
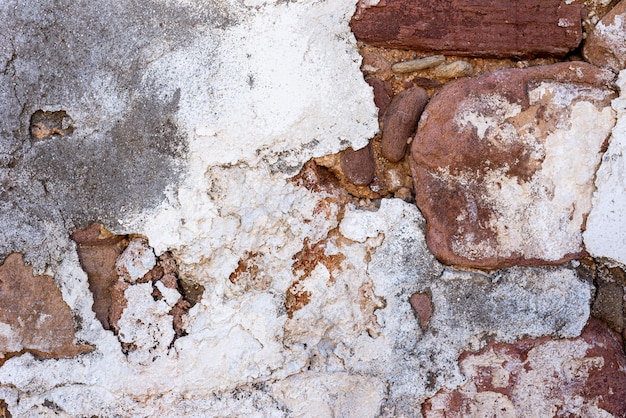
top-left (285, 282), bottom-right (311, 320)
top-left (286, 236), bottom-right (346, 318)
top-left (229, 251), bottom-right (261, 284)
top-left (228, 251), bottom-right (271, 291)
top-left (292, 237), bottom-right (346, 282)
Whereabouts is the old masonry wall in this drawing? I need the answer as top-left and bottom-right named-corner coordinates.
top-left (1, 0), bottom-right (626, 416)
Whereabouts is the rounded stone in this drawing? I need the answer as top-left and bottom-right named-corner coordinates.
top-left (381, 86), bottom-right (429, 163)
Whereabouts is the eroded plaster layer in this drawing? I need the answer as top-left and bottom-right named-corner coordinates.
top-left (585, 69), bottom-right (626, 266)
top-left (0, 0), bottom-right (377, 271)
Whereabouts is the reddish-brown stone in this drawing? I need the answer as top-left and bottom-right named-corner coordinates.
top-left (382, 86), bottom-right (429, 163)
top-left (365, 77), bottom-right (393, 118)
top-left (411, 77), bottom-right (442, 90)
top-left (0, 253), bottom-right (93, 364)
top-left (409, 292), bottom-right (432, 328)
top-left (351, 0), bottom-right (585, 58)
top-left (340, 143), bottom-right (376, 186)
top-left (410, 62), bottom-right (616, 269)
top-left (360, 51), bottom-right (392, 76)
top-left (71, 223), bottom-right (128, 332)
top-left (422, 319), bottom-right (626, 417)
top-left (583, 0), bottom-right (626, 72)
top-left (0, 399), bottom-right (10, 418)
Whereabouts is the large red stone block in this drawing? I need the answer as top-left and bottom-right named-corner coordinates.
top-left (410, 62), bottom-right (616, 269)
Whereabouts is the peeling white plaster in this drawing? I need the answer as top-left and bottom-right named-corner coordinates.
top-left (0, 0), bottom-right (379, 414)
top-left (139, 0), bottom-right (375, 171)
top-left (0, 195), bottom-right (593, 416)
top-left (585, 70), bottom-right (626, 266)
top-left (116, 239), bottom-right (156, 283)
top-left (117, 283), bottom-right (177, 365)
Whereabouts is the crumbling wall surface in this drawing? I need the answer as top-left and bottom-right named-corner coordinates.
top-left (0, 0), bottom-right (376, 269)
top-left (1, 0), bottom-right (626, 417)
top-left (0, 0), bottom-right (377, 415)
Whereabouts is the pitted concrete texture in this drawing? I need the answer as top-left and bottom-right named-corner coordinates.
top-left (0, 0), bottom-right (207, 268)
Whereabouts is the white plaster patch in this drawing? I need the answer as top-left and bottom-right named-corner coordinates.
top-left (117, 283), bottom-right (177, 365)
top-left (585, 70), bottom-right (626, 266)
top-left (455, 93), bottom-right (522, 141)
top-left (140, 0), bottom-right (375, 171)
top-left (270, 372), bottom-right (386, 418)
top-left (115, 238), bottom-right (156, 283)
top-left (339, 204), bottom-right (387, 243)
top-left (596, 14), bottom-right (626, 67)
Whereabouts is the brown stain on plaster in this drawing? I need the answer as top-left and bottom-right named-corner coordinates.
top-left (229, 251), bottom-right (271, 292)
top-left (286, 236), bottom-right (346, 318)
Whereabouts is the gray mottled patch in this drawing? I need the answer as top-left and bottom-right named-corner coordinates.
top-left (0, 0), bottom-right (232, 269)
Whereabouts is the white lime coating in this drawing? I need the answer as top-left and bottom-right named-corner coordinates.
top-left (140, 0), bottom-right (375, 171)
top-left (584, 70), bottom-right (626, 266)
top-left (0, 0), bottom-right (378, 414)
top-left (0, 195), bottom-right (592, 416)
top-left (0, 0), bottom-right (613, 415)
top-left (115, 239), bottom-right (156, 283)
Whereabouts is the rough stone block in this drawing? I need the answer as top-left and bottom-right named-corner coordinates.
top-left (71, 224), bottom-right (128, 332)
top-left (584, 0), bottom-right (626, 72)
top-left (411, 62), bottom-right (616, 269)
top-left (365, 77), bottom-right (393, 117)
top-left (382, 86), bottom-right (429, 162)
top-left (0, 253), bottom-right (92, 363)
top-left (340, 143), bottom-right (376, 186)
top-left (351, 0), bottom-right (584, 58)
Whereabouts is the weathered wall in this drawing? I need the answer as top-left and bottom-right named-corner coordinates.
top-left (1, 0), bottom-right (625, 416)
